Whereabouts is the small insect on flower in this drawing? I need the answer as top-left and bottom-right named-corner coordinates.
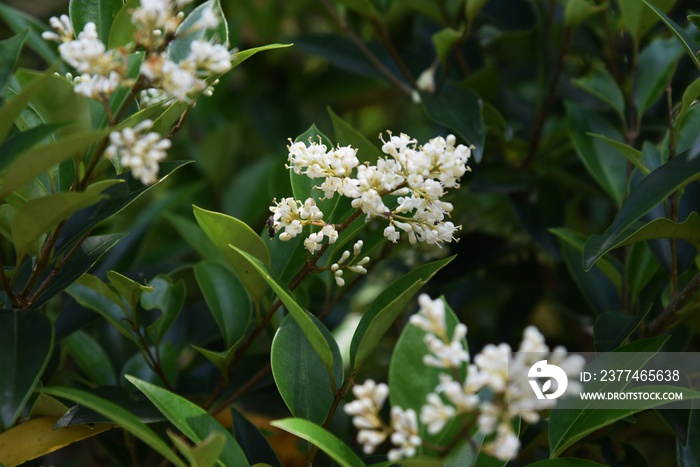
top-left (267, 215), bottom-right (276, 238)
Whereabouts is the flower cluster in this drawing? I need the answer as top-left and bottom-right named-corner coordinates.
top-left (270, 133), bottom-right (471, 258)
top-left (43, 1), bottom-right (233, 103)
top-left (345, 295), bottom-right (585, 462)
top-left (105, 120), bottom-right (171, 185)
top-left (329, 240), bottom-right (370, 287)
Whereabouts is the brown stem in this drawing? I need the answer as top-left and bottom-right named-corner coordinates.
top-left (647, 271), bottom-right (700, 336)
top-left (320, 0), bottom-right (413, 96)
top-left (522, 26), bottom-right (572, 170)
top-left (131, 321), bottom-right (173, 391)
top-left (0, 254), bottom-right (15, 306)
top-left (369, 18), bottom-right (417, 89)
top-left (16, 221), bottom-right (67, 307)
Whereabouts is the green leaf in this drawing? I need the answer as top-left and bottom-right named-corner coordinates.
top-left (42, 386), bottom-right (185, 467)
top-left (564, 0), bottom-right (607, 27)
top-left (350, 256), bottom-right (454, 370)
top-left (230, 43), bottom-right (293, 70)
top-left (142, 275), bottom-right (186, 345)
top-left (572, 65), bottom-right (624, 117)
top-left (635, 36), bottom-right (684, 115)
top-left (169, 431), bottom-right (226, 467)
top-left (126, 375), bottom-right (249, 467)
top-left (678, 77), bottom-right (700, 126)
top-left (420, 86), bottom-right (485, 163)
top-left (641, 0), bottom-right (700, 71)
top-left (229, 246), bottom-right (336, 378)
top-left (583, 153), bottom-right (700, 270)
top-left (677, 410), bottom-right (700, 466)
top-left (619, 0), bottom-right (675, 41)
top-left (107, 270), bottom-right (153, 313)
top-left (328, 107), bottom-right (382, 163)
top-left (108, 0), bottom-right (140, 49)
top-left (0, 123), bottom-right (68, 172)
top-left (1, 129), bottom-right (108, 198)
top-left (0, 4), bottom-right (59, 66)
top-left (191, 345), bottom-right (237, 376)
top-left (0, 310), bottom-right (53, 431)
top-left (0, 31), bottom-right (27, 96)
top-left (271, 314), bottom-right (343, 424)
top-left (62, 330), bottom-right (117, 386)
top-left (565, 101), bottom-right (627, 205)
top-left (165, 213), bottom-right (222, 263)
top-left (231, 408), bottom-right (282, 467)
top-left (588, 133), bottom-right (649, 175)
top-left (548, 228), bottom-right (622, 288)
top-left (168, 0), bottom-right (229, 62)
top-left (593, 311), bottom-right (647, 352)
top-left (270, 418), bottom-right (365, 467)
top-left (192, 206), bottom-right (271, 302)
top-left (333, 0), bottom-right (380, 20)
top-left (69, 0), bottom-right (123, 43)
top-left (466, 0), bottom-right (490, 26)
top-left (548, 336), bottom-right (669, 457)
top-left (10, 191), bottom-right (104, 256)
top-left (626, 242), bottom-right (659, 302)
top-left (432, 27), bottom-right (462, 64)
top-left (0, 66), bottom-right (56, 143)
top-left (194, 261), bottom-right (251, 348)
top-left (388, 297), bottom-right (467, 445)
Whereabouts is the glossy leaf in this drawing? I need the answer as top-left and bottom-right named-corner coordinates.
top-left (169, 431), bottom-right (226, 467)
top-left (231, 408), bottom-right (282, 467)
top-left (168, 0), bottom-right (228, 62)
top-left (635, 36), bottom-right (683, 115)
top-left (549, 336), bottom-right (669, 457)
top-left (231, 246), bottom-right (336, 376)
top-left (572, 65), bottom-right (624, 117)
top-left (420, 86), bottom-right (485, 162)
top-left (678, 77), bottom-right (700, 126)
top-left (589, 133), bottom-right (649, 175)
top-left (559, 239), bottom-right (619, 314)
top-left (0, 123), bottom-right (68, 171)
top-left (107, 0), bottom-right (140, 49)
top-left (584, 154), bottom-right (700, 270)
top-left (0, 31), bottom-right (27, 95)
top-left (142, 275), bottom-right (186, 345)
top-left (126, 375), bottom-right (249, 467)
top-left (69, 0), bottom-right (123, 43)
top-left (641, 0), bottom-right (700, 71)
top-left (0, 129), bottom-right (108, 198)
top-left (0, 4), bottom-right (59, 67)
top-left (42, 386), bottom-right (185, 467)
top-left (271, 314), bottom-right (343, 424)
top-left (230, 43), bottom-right (293, 70)
top-left (593, 311), bottom-right (647, 352)
top-left (62, 330), bottom-right (117, 386)
top-left (0, 66), bottom-right (56, 143)
top-left (0, 415), bottom-right (112, 467)
top-left (549, 228), bottom-right (622, 288)
top-left (0, 310), bottom-right (53, 431)
top-left (619, 0), bottom-right (675, 41)
top-left (107, 270), bottom-right (152, 313)
top-left (194, 261), bottom-right (251, 348)
top-left (193, 206), bottom-right (271, 302)
top-left (350, 255), bottom-right (455, 370)
top-left (270, 418), bottom-right (365, 467)
top-left (565, 101), bottom-right (627, 206)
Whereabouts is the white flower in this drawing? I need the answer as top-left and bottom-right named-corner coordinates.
top-left (409, 294), bottom-right (447, 337)
top-left (198, 8), bottom-right (220, 29)
top-left (42, 15), bottom-right (73, 42)
top-left (105, 120), bottom-right (171, 185)
top-left (482, 423), bottom-right (520, 461)
top-left (344, 380), bottom-right (390, 454)
top-left (422, 323), bottom-right (468, 369)
top-left (416, 67), bottom-right (436, 93)
top-left (436, 373), bottom-right (479, 412)
top-left (388, 407), bottom-right (421, 462)
top-left (420, 393), bottom-right (455, 434)
top-left (188, 40), bottom-right (232, 74)
top-left (473, 343), bottom-right (511, 393)
top-left (73, 71), bottom-right (121, 99)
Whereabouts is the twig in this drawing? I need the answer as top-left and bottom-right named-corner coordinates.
top-left (647, 271), bottom-right (700, 336)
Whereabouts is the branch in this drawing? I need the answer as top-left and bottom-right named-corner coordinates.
top-left (647, 271), bottom-right (700, 336)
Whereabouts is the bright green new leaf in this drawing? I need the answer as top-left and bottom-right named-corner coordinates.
top-left (193, 206), bottom-right (271, 302)
top-left (420, 87), bottom-right (485, 162)
top-left (564, 0), bottom-right (606, 27)
top-left (42, 386), bottom-right (186, 467)
top-left (572, 65), bottom-right (625, 117)
top-left (69, 0), bottom-right (123, 43)
top-left (0, 129), bottom-right (108, 197)
top-left (641, 0), bottom-right (700, 71)
top-left (350, 255), bottom-right (455, 370)
top-left (142, 275), bottom-right (186, 345)
top-left (169, 431), bottom-right (226, 467)
top-left (194, 261), bottom-right (251, 348)
top-left (270, 418), bottom-right (365, 467)
top-left (565, 101), bottom-right (627, 206)
top-left (271, 314), bottom-right (343, 424)
top-left (231, 43), bottom-right (293, 69)
top-left (107, 270), bottom-right (153, 314)
top-left (230, 246), bottom-right (335, 377)
top-left (192, 345), bottom-right (238, 376)
top-left (63, 330), bottom-right (117, 386)
top-left (619, 0), bottom-right (675, 41)
top-left (126, 375), bottom-right (249, 467)
top-left (584, 153), bottom-right (700, 270)
top-left (0, 31), bottom-right (27, 96)
top-left (549, 336), bottom-right (669, 457)
top-left (108, 0), bottom-right (140, 49)
top-left (0, 310), bottom-right (53, 431)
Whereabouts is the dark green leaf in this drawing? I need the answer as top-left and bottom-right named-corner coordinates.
top-left (635, 36), bottom-right (683, 115)
top-left (420, 86), bottom-right (485, 162)
top-left (270, 418), bottom-right (365, 467)
top-left (549, 228), bottom-right (622, 288)
top-left (69, 0), bottom-right (123, 43)
top-left (350, 256), bottom-right (454, 370)
top-left (328, 107), bottom-right (382, 163)
top-left (165, 212), bottom-right (222, 263)
top-left (194, 261), bottom-right (251, 348)
top-left (193, 206), bottom-right (271, 302)
top-left (619, 0), bottom-right (675, 40)
top-left (0, 31), bottom-right (27, 96)
top-left (0, 5), bottom-right (59, 66)
top-left (641, 0), bottom-right (700, 71)
top-left (271, 314), bottom-right (343, 423)
top-left (43, 386), bottom-right (185, 466)
top-left (0, 123), bottom-right (68, 171)
top-left (127, 375), bottom-right (249, 467)
top-left (593, 311), bottom-right (647, 352)
top-left (588, 133), bottom-right (649, 175)
top-left (0, 310), bottom-right (53, 431)
top-left (143, 275), bottom-right (186, 345)
top-left (62, 330), bottom-right (117, 386)
top-left (231, 408), bottom-right (281, 467)
top-left (529, 460), bottom-right (607, 467)
top-left (0, 66), bottom-right (56, 143)
top-left (584, 155), bottom-right (700, 270)
top-left (677, 409), bottom-right (700, 466)
top-left (572, 64), bottom-right (624, 117)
